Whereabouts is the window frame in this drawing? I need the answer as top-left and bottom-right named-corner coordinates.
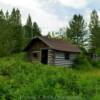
top-left (32, 52), bottom-right (38, 58)
top-left (65, 53), bottom-right (70, 60)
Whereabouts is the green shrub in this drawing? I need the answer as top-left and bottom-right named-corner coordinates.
top-left (72, 54), bottom-right (92, 70)
top-left (64, 73), bottom-right (80, 95)
top-left (91, 60), bottom-right (100, 68)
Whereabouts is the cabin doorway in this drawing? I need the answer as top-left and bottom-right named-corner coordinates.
top-left (41, 49), bottom-right (48, 64)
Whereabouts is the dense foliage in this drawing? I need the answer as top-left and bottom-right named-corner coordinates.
top-left (0, 53), bottom-right (100, 100)
top-left (89, 10), bottom-right (100, 53)
top-left (48, 10), bottom-right (100, 52)
top-left (66, 15), bottom-right (87, 47)
top-left (0, 9), bottom-right (23, 56)
top-left (33, 22), bottom-right (41, 37)
top-left (0, 8), bottom-right (100, 57)
top-left (0, 9), bottom-right (41, 57)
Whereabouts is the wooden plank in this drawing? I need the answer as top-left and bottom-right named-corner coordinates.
top-left (54, 51), bottom-right (74, 66)
top-left (48, 49), bottom-right (54, 65)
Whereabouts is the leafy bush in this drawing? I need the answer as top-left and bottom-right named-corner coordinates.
top-left (91, 60), bottom-right (100, 68)
top-left (72, 54), bottom-right (92, 70)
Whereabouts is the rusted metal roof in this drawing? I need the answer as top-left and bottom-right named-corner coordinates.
top-left (24, 36), bottom-right (81, 53)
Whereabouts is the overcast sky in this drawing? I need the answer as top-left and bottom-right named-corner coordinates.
top-left (0, 0), bottom-right (100, 35)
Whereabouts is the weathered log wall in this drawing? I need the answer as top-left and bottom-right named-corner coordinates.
top-left (54, 51), bottom-right (77, 66)
top-left (48, 49), bottom-right (55, 65)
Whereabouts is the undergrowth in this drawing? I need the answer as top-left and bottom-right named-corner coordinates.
top-left (0, 53), bottom-right (100, 100)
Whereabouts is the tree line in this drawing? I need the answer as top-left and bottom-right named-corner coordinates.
top-left (0, 8), bottom-right (41, 57)
top-left (48, 10), bottom-right (100, 54)
top-left (0, 8), bottom-right (100, 57)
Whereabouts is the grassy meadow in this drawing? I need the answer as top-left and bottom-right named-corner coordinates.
top-left (0, 53), bottom-right (100, 100)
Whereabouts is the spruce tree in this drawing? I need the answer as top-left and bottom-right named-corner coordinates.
top-left (9, 8), bottom-right (23, 52)
top-left (0, 9), bottom-right (23, 56)
top-left (14, 9), bottom-right (23, 52)
top-left (0, 9), bottom-right (11, 56)
top-left (66, 14), bottom-right (87, 48)
top-left (89, 10), bottom-right (100, 53)
top-left (0, 10), bottom-right (5, 20)
top-left (5, 10), bottom-right (9, 21)
top-left (24, 14), bottom-right (33, 40)
top-left (33, 22), bottom-right (41, 37)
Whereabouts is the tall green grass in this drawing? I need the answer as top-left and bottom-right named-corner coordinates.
top-left (0, 53), bottom-right (100, 100)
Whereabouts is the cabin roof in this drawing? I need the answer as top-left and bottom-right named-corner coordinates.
top-left (24, 36), bottom-right (81, 53)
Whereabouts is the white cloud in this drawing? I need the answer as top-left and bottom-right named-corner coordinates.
top-left (0, 0), bottom-right (40, 10)
top-left (84, 9), bottom-right (100, 25)
top-left (84, 9), bottom-right (91, 23)
top-left (29, 4), bottom-right (67, 35)
top-left (58, 0), bottom-right (87, 8)
top-left (0, 0), bottom-right (68, 35)
top-left (0, 0), bottom-right (92, 35)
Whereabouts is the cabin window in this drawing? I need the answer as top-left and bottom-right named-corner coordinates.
top-left (33, 53), bottom-right (38, 58)
top-left (65, 53), bottom-right (70, 60)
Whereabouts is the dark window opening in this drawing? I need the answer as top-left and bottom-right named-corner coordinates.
top-left (33, 53), bottom-right (38, 58)
top-left (65, 53), bottom-right (70, 60)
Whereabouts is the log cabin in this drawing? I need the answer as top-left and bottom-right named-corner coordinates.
top-left (24, 36), bottom-right (81, 66)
